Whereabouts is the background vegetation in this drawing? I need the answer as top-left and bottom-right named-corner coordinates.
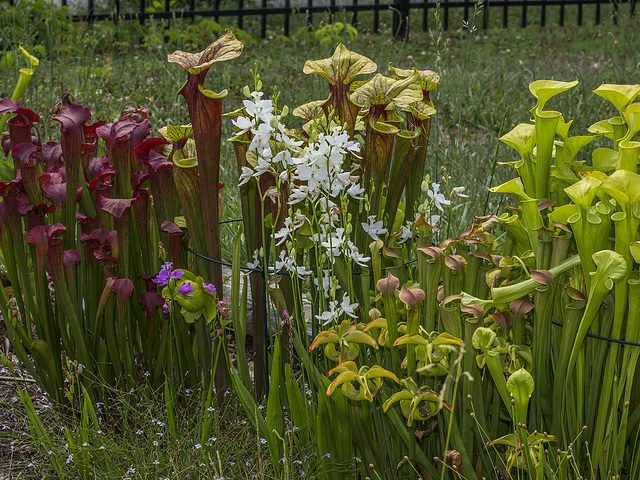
top-left (1, 1), bottom-right (640, 477)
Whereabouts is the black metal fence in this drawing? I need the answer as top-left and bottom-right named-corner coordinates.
top-left (65, 0), bottom-right (637, 38)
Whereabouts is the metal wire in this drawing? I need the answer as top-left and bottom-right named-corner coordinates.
top-left (182, 219), bottom-right (419, 277)
top-left (551, 319), bottom-right (640, 347)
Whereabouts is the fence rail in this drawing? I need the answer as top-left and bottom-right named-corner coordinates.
top-left (65, 0), bottom-right (637, 38)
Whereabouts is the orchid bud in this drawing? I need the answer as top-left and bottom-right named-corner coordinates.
top-left (242, 85), bottom-right (251, 98)
top-left (281, 105), bottom-right (289, 117)
top-left (269, 116), bottom-right (279, 129)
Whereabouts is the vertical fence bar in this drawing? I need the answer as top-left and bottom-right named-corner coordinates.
top-left (115, 0), bottom-right (121, 22)
top-left (464, 0), bottom-right (469, 23)
top-left (401, 0), bottom-right (409, 37)
top-left (238, 0), bottom-right (244, 30)
top-left (190, 0), bottom-right (195, 13)
top-left (502, 0), bottom-right (508, 27)
top-left (521, 0), bottom-right (527, 26)
top-left (443, 0), bottom-right (449, 30)
top-left (138, 0), bottom-right (145, 25)
top-left (261, 0), bottom-right (267, 38)
top-left (483, 0), bottom-right (489, 28)
top-left (392, 0), bottom-right (409, 38)
top-left (330, 0), bottom-right (336, 22)
top-left (307, 0), bottom-right (313, 27)
top-left (215, 0), bottom-right (220, 23)
top-left (613, 0), bottom-right (619, 24)
top-left (352, 0), bottom-right (358, 26)
top-left (163, 0), bottom-right (170, 29)
top-left (540, 0), bottom-right (546, 26)
top-left (559, 0), bottom-right (565, 26)
top-left (375, 0), bottom-right (380, 32)
top-left (284, 0), bottom-right (290, 36)
top-left (595, 0), bottom-right (600, 24)
top-left (577, 2), bottom-right (582, 25)
top-left (422, 0), bottom-right (428, 31)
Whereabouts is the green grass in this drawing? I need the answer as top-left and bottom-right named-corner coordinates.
top-left (0, 0), bottom-right (638, 262)
top-left (2, 4), bottom-right (640, 478)
top-left (3, 4), bottom-right (638, 240)
top-left (5, 378), bottom-right (328, 479)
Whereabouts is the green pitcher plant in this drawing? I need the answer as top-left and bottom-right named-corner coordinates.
top-left (7, 32), bottom-right (640, 480)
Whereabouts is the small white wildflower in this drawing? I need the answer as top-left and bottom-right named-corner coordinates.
top-left (231, 116), bottom-right (255, 136)
top-left (428, 183), bottom-right (451, 211)
top-left (339, 294), bottom-right (358, 318)
top-left (315, 301), bottom-right (339, 325)
top-left (238, 166), bottom-right (254, 186)
top-left (452, 186), bottom-right (468, 198)
top-left (396, 221), bottom-right (413, 244)
top-left (361, 215), bottom-right (388, 241)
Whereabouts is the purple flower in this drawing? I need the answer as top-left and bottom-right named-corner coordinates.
top-left (203, 282), bottom-right (217, 295)
top-left (153, 262), bottom-right (184, 286)
top-left (162, 304), bottom-right (169, 314)
top-left (178, 281), bottom-right (195, 298)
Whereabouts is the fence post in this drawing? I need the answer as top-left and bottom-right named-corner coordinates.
top-left (422, 0), bottom-right (428, 31)
top-left (284, 0), bottom-right (290, 36)
top-left (483, 0), bottom-right (489, 28)
top-left (521, 0), bottom-right (527, 27)
top-left (502, 0), bottom-right (508, 27)
top-left (352, 0), bottom-right (358, 27)
top-left (138, 0), bottom-right (145, 25)
top-left (595, 0), bottom-right (600, 24)
top-left (392, 0), bottom-right (410, 38)
top-left (443, 0), bottom-right (449, 30)
top-left (577, 2), bottom-right (582, 25)
top-left (238, 0), bottom-right (244, 30)
top-left (540, 0), bottom-right (546, 26)
top-left (375, 0), bottom-right (381, 32)
top-left (559, 2), bottom-right (565, 26)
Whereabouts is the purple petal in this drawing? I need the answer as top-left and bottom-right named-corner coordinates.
top-left (178, 281), bottom-right (195, 298)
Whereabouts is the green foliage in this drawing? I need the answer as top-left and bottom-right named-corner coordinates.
top-left (3, 10), bottom-right (640, 480)
top-left (314, 22), bottom-right (358, 46)
top-left (2, 361), bottom-right (294, 479)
